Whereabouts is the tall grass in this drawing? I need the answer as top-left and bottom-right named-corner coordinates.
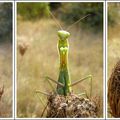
top-left (108, 3), bottom-right (120, 117)
top-left (0, 41), bottom-right (12, 117)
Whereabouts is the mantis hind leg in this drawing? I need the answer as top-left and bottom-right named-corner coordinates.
top-left (78, 91), bottom-right (88, 98)
top-left (70, 75), bottom-right (92, 98)
top-left (35, 91), bottom-right (48, 117)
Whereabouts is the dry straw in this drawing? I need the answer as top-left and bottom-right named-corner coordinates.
top-left (18, 41), bottom-right (29, 56)
top-left (0, 86), bottom-right (4, 101)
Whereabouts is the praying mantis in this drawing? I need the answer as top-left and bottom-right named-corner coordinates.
top-left (39, 29), bottom-right (93, 97)
top-left (35, 11), bottom-right (93, 116)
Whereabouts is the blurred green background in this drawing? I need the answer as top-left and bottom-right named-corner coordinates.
top-left (108, 3), bottom-right (120, 26)
top-left (17, 2), bottom-right (103, 32)
top-left (0, 3), bottom-right (12, 42)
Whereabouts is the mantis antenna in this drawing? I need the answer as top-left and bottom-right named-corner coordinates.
top-left (67, 14), bottom-right (91, 31)
top-left (49, 9), bottom-right (91, 31)
top-left (49, 10), bottom-right (63, 30)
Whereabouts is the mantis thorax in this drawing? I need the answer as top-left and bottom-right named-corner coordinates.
top-left (58, 30), bottom-right (70, 69)
top-left (57, 30), bottom-right (72, 95)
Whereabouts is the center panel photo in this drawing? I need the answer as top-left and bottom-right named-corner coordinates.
top-left (17, 2), bottom-right (103, 118)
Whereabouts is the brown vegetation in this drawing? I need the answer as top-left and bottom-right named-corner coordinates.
top-left (108, 60), bottom-right (120, 117)
top-left (47, 93), bottom-right (99, 118)
top-left (0, 86), bottom-right (4, 100)
top-left (18, 41), bottom-right (28, 56)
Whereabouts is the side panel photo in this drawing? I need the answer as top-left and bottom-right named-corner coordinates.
top-left (0, 2), bottom-right (12, 118)
top-left (108, 2), bottom-right (120, 118)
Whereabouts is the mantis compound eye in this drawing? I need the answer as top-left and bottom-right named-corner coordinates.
top-left (58, 30), bottom-right (70, 40)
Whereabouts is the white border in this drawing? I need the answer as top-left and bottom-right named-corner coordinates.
top-left (103, 1), bottom-right (106, 119)
top-left (15, 1), bottom-right (17, 119)
top-left (15, 1), bottom-right (105, 120)
top-left (15, 118), bottom-right (105, 120)
top-left (13, 1), bottom-right (15, 119)
top-left (17, 0), bottom-right (105, 1)
top-left (106, 1), bottom-right (108, 119)
top-left (0, 1), bottom-right (13, 2)
top-left (107, 0), bottom-right (120, 1)
top-left (16, 0), bottom-right (104, 2)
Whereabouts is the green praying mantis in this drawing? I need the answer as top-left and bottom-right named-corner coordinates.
top-left (35, 11), bottom-right (93, 116)
top-left (38, 30), bottom-right (92, 97)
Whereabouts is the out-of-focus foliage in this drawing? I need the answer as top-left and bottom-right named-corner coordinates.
top-left (57, 3), bottom-right (103, 32)
top-left (17, 3), bottom-right (50, 20)
top-left (108, 3), bottom-right (120, 26)
top-left (0, 3), bottom-right (12, 42)
top-left (49, 3), bottom-right (62, 10)
top-left (17, 2), bottom-right (103, 32)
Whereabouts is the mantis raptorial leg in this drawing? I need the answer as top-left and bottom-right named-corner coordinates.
top-left (70, 75), bottom-right (92, 98)
top-left (45, 76), bottom-right (64, 88)
top-left (44, 76), bottom-right (65, 94)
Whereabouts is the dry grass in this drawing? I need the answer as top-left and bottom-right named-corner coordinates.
top-left (108, 25), bottom-right (120, 77)
top-left (17, 19), bottom-right (103, 118)
top-left (0, 41), bottom-right (12, 117)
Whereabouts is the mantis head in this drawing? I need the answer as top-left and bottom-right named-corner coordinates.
top-left (58, 30), bottom-right (70, 41)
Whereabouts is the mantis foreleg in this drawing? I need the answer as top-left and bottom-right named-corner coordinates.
top-left (45, 76), bottom-right (64, 88)
top-left (40, 76), bottom-right (65, 94)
